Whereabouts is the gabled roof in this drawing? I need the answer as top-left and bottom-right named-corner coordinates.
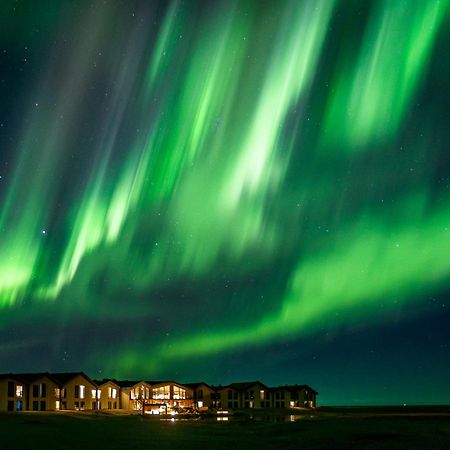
top-left (13, 372), bottom-right (61, 385)
top-left (227, 381), bottom-right (268, 391)
top-left (0, 373), bottom-right (30, 384)
top-left (50, 372), bottom-right (96, 387)
top-left (271, 384), bottom-right (319, 395)
top-left (93, 379), bottom-right (121, 388)
top-left (184, 382), bottom-right (212, 389)
top-left (146, 380), bottom-right (192, 389)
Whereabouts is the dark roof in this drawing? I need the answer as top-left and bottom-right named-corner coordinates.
top-left (112, 380), bottom-right (142, 388)
top-left (227, 381), bottom-right (268, 391)
top-left (50, 372), bottom-right (96, 386)
top-left (0, 373), bottom-right (30, 384)
top-left (184, 382), bottom-right (212, 389)
top-left (146, 380), bottom-right (191, 388)
top-left (271, 384), bottom-right (319, 394)
top-left (93, 379), bottom-right (121, 387)
top-left (18, 372), bottom-right (64, 385)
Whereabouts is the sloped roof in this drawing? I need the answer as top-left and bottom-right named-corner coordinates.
top-left (271, 384), bottom-right (319, 394)
top-left (50, 372), bottom-right (96, 386)
top-left (227, 381), bottom-right (268, 391)
top-left (93, 379), bottom-right (121, 388)
top-left (184, 382), bottom-right (212, 389)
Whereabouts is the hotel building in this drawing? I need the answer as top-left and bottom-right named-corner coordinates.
top-left (0, 372), bottom-right (317, 412)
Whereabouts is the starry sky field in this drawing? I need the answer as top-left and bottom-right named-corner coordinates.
top-left (1, 0), bottom-right (450, 405)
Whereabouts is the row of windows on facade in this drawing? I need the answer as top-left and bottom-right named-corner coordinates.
top-left (130, 385), bottom-right (186, 400)
top-left (7, 382), bottom-right (117, 400)
top-left (224, 389), bottom-right (310, 401)
top-left (7, 381), bottom-right (187, 401)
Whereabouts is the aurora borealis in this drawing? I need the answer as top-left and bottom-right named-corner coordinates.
top-left (1, 0), bottom-right (450, 405)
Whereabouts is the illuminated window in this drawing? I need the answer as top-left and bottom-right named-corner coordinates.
top-left (80, 385), bottom-right (85, 399)
top-left (108, 387), bottom-right (112, 398)
top-left (55, 400), bottom-right (60, 410)
top-left (54, 388), bottom-right (60, 398)
top-left (152, 385), bottom-right (170, 400)
top-left (260, 390), bottom-right (265, 400)
top-left (173, 386), bottom-right (185, 400)
top-left (15, 385), bottom-right (23, 397)
top-left (198, 401), bottom-right (203, 408)
top-left (112, 388), bottom-right (117, 399)
top-left (92, 389), bottom-right (101, 399)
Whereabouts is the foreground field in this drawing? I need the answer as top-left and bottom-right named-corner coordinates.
top-left (1, 407), bottom-right (450, 449)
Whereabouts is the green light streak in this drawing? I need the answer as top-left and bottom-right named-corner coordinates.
top-left (323, 0), bottom-right (447, 150)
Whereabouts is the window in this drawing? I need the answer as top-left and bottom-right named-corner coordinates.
top-left (15, 385), bottom-right (23, 398)
top-left (40, 401), bottom-right (46, 411)
top-left (173, 386), bottom-right (185, 399)
top-left (33, 385), bottom-right (39, 398)
top-left (113, 401), bottom-right (117, 409)
top-left (7, 382), bottom-right (14, 397)
top-left (260, 390), bottom-right (265, 400)
top-left (227, 401), bottom-right (233, 408)
top-left (54, 388), bottom-right (60, 398)
top-left (7, 401), bottom-right (14, 411)
top-left (56, 401), bottom-right (60, 410)
top-left (275, 392), bottom-right (280, 400)
top-left (61, 401), bottom-right (67, 410)
top-left (80, 385), bottom-right (85, 399)
top-left (33, 401), bottom-right (39, 411)
top-left (227, 390), bottom-right (232, 400)
top-left (234, 391), bottom-right (238, 400)
top-left (234, 401), bottom-right (238, 409)
top-left (108, 387), bottom-right (112, 398)
top-left (80, 402), bottom-right (85, 410)
top-left (74, 385), bottom-right (80, 398)
top-left (16, 400), bottom-right (23, 411)
top-left (112, 388), bottom-right (117, 399)
top-left (108, 401), bottom-right (112, 409)
top-left (152, 385), bottom-right (170, 400)
top-left (62, 388), bottom-right (66, 398)
top-left (74, 401), bottom-right (79, 410)
top-left (198, 389), bottom-right (203, 399)
top-left (40, 383), bottom-right (46, 397)
top-left (281, 391), bottom-right (285, 400)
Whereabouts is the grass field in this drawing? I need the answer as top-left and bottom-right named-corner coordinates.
top-left (1, 407), bottom-right (449, 449)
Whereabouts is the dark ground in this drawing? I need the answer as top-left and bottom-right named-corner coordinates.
top-left (0, 406), bottom-right (450, 449)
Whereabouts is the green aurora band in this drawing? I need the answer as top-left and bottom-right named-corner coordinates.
top-left (0, 0), bottom-right (449, 378)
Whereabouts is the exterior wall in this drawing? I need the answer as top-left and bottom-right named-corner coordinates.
top-left (271, 389), bottom-right (289, 408)
top-left (192, 384), bottom-right (214, 409)
top-left (223, 388), bottom-right (240, 409)
top-left (96, 381), bottom-right (120, 410)
top-left (120, 387), bottom-right (130, 410)
top-left (0, 378), bottom-right (27, 412)
top-left (29, 376), bottom-right (59, 411)
top-left (241, 384), bottom-right (268, 409)
top-left (0, 374), bottom-right (318, 412)
top-left (60, 374), bottom-right (96, 410)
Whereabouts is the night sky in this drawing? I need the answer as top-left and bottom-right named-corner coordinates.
top-left (1, 0), bottom-right (450, 405)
